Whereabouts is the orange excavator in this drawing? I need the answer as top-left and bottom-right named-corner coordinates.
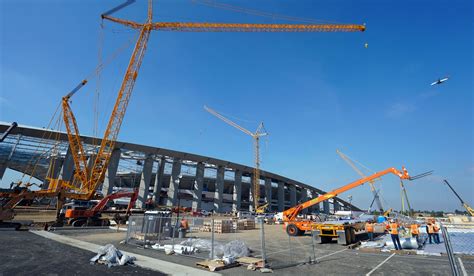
top-left (283, 166), bottom-right (431, 236)
top-left (64, 190), bottom-right (138, 227)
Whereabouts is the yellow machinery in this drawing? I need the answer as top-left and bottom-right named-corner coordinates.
top-left (204, 106), bottom-right (268, 211)
top-left (256, 203), bottom-right (269, 214)
top-left (311, 222), bottom-right (365, 245)
top-left (383, 208), bottom-right (393, 217)
top-left (399, 180), bottom-right (413, 216)
top-left (284, 167), bottom-right (412, 236)
top-left (1, 1), bottom-right (365, 223)
top-left (444, 180), bottom-right (474, 216)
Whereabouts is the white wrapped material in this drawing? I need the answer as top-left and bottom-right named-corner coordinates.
top-left (180, 238), bottom-right (217, 251)
top-left (90, 244), bottom-right (136, 267)
top-left (152, 243), bottom-right (197, 255)
top-left (385, 237), bottom-right (418, 250)
top-left (179, 238), bottom-right (249, 260)
top-left (223, 240), bottom-right (249, 259)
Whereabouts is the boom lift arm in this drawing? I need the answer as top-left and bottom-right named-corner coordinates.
top-left (66, 190), bottom-right (137, 219)
top-left (336, 150), bottom-right (384, 212)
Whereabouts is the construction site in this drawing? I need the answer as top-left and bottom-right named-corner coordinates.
top-left (1, 1), bottom-right (473, 275)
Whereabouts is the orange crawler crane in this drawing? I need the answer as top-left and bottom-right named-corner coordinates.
top-left (283, 167), bottom-right (414, 236)
top-left (0, 0), bottom-right (365, 226)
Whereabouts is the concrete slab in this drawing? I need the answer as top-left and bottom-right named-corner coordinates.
top-left (0, 231), bottom-right (160, 275)
top-left (31, 230), bottom-right (219, 276)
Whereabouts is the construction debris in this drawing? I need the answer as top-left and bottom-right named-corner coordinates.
top-left (260, 267), bottom-right (274, 273)
top-left (90, 244), bottom-right (136, 267)
top-left (237, 257), bottom-right (265, 268)
top-left (151, 243), bottom-right (197, 255)
top-left (196, 259), bottom-right (239, 272)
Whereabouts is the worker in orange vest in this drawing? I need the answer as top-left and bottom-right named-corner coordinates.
top-left (426, 222), bottom-right (434, 244)
top-left (432, 223), bottom-right (441, 244)
top-left (365, 220), bottom-right (375, 241)
top-left (410, 223), bottom-right (420, 243)
top-left (410, 223), bottom-right (420, 238)
top-left (386, 219), bottom-right (402, 250)
top-left (180, 218), bottom-right (189, 231)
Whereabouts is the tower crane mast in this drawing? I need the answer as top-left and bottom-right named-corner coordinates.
top-left (204, 106), bottom-right (267, 210)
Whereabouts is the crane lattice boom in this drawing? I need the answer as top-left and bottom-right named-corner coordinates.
top-left (59, 0), bottom-right (364, 200)
top-left (102, 15), bottom-right (366, 33)
top-left (204, 106), bottom-right (267, 209)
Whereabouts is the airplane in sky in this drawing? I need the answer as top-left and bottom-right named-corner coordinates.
top-left (431, 77), bottom-right (449, 86)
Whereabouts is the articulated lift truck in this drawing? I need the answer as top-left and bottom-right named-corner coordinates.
top-left (282, 166), bottom-right (431, 244)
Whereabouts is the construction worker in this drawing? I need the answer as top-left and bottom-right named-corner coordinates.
top-left (180, 218), bottom-right (189, 231)
top-left (410, 223), bottom-right (420, 243)
top-left (145, 195), bottom-right (154, 210)
top-left (433, 222), bottom-right (441, 244)
top-left (365, 220), bottom-right (375, 241)
top-left (386, 219), bottom-right (402, 250)
top-left (426, 222), bottom-right (434, 244)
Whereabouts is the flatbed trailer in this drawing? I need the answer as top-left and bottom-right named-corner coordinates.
top-left (311, 221), bottom-right (365, 245)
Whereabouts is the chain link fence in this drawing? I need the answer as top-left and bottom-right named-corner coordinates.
top-left (124, 213), bottom-right (327, 270)
top-left (125, 213), bottom-right (268, 266)
top-left (441, 223), bottom-right (474, 276)
top-left (124, 213), bottom-right (474, 273)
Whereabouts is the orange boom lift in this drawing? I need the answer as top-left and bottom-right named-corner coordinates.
top-left (284, 167), bottom-right (414, 236)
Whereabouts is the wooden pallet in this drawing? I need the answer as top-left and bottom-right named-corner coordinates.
top-left (236, 257), bottom-right (264, 268)
top-left (196, 260), bottom-right (239, 271)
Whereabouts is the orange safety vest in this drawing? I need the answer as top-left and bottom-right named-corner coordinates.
top-left (427, 224), bottom-right (434, 234)
top-left (180, 219), bottom-right (189, 230)
top-left (366, 223), bottom-right (374, 233)
top-left (389, 223), bottom-right (398, 235)
top-left (410, 224), bottom-right (419, 235)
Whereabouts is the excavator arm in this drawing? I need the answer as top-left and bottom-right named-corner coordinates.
top-left (91, 190), bottom-right (137, 213)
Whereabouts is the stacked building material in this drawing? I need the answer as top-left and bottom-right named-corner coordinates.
top-left (233, 219), bottom-right (246, 230)
top-left (242, 219), bottom-right (255, 230)
top-left (200, 220), bottom-right (233, 233)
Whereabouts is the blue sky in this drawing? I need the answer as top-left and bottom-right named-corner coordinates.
top-left (1, 0), bottom-right (472, 211)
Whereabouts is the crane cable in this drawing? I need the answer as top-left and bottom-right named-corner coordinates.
top-left (93, 20), bottom-right (105, 146)
top-left (18, 28), bottom-right (135, 188)
top-left (192, 0), bottom-right (345, 24)
top-left (19, 102), bottom-right (63, 186)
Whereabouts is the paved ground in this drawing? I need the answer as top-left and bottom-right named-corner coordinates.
top-left (53, 225), bottom-right (474, 275)
top-left (0, 230), bottom-right (162, 276)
